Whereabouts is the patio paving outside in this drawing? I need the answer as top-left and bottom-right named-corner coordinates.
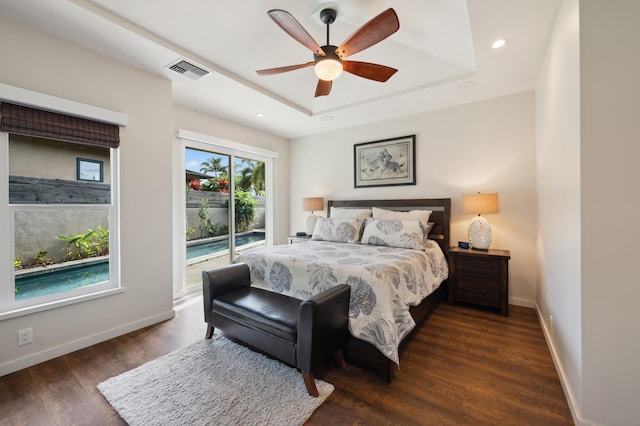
top-left (184, 240), bottom-right (266, 290)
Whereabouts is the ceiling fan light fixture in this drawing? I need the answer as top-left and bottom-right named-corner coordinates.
top-left (256, 8), bottom-right (399, 96)
top-left (314, 58), bottom-right (343, 81)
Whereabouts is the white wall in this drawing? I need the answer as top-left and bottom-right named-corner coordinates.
top-left (0, 16), bottom-right (174, 374)
top-left (537, 1), bottom-right (640, 424)
top-left (535, 0), bottom-right (582, 422)
top-left (580, 1), bottom-right (640, 424)
top-left (290, 92), bottom-right (538, 306)
top-left (0, 16), bottom-right (290, 375)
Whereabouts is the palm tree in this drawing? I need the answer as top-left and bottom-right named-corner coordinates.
top-left (235, 158), bottom-right (255, 192)
top-left (200, 156), bottom-right (227, 177)
top-left (251, 161), bottom-right (265, 194)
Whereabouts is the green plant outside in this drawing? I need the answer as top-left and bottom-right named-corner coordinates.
top-left (234, 190), bottom-right (256, 233)
top-left (186, 226), bottom-right (196, 241)
top-left (198, 198), bottom-right (218, 237)
top-left (13, 226), bottom-right (109, 274)
top-left (33, 249), bottom-right (53, 266)
top-left (57, 225), bottom-right (109, 261)
top-left (201, 175), bottom-right (229, 193)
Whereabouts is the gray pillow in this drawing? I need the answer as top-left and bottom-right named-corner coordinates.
top-left (361, 219), bottom-right (425, 250)
top-left (311, 217), bottom-right (364, 243)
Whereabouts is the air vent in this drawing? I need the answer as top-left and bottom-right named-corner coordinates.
top-left (167, 59), bottom-right (210, 80)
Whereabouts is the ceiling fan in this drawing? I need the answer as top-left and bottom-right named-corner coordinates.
top-left (256, 8), bottom-right (399, 97)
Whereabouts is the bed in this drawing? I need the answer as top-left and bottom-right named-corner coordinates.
top-left (235, 198), bottom-right (451, 381)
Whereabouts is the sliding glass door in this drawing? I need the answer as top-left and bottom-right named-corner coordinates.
top-left (181, 144), bottom-right (269, 292)
top-left (184, 147), bottom-right (231, 290)
top-left (233, 155), bottom-right (266, 259)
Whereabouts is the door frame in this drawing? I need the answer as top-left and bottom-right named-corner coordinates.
top-left (173, 129), bottom-right (278, 298)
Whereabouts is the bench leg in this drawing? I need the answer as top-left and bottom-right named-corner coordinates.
top-left (301, 371), bottom-right (319, 397)
top-left (334, 349), bottom-right (347, 370)
top-left (205, 323), bottom-right (214, 339)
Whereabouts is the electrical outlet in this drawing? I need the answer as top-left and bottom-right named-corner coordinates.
top-left (18, 327), bottom-right (33, 346)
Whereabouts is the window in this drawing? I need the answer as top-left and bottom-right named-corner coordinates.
top-left (1, 135), bottom-right (118, 315)
top-left (77, 158), bottom-right (104, 182)
top-left (0, 96), bottom-right (125, 318)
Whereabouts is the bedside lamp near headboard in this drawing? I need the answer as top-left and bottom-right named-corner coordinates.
top-left (462, 192), bottom-right (499, 251)
top-left (303, 197), bottom-right (324, 236)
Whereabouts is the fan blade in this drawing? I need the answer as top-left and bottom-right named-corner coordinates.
top-left (315, 79), bottom-right (332, 97)
top-left (268, 9), bottom-right (325, 56)
top-left (337, 8), bottom-right (399, 59)
top-left (256, 62), bottom-right (314, 76)
top-left (343, 61), bottom-right (397, 82)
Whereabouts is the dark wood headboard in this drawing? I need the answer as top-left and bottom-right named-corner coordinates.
top-left (327, 198), bottom-right (451, 255)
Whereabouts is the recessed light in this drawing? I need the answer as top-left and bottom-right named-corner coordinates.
top-left (256, 113), bottom-right (265, 118)
top-left (491, 38), bottom-right (508, 49)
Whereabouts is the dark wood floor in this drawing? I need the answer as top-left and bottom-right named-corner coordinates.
top-left (0, 295), bottom-right (573, 425)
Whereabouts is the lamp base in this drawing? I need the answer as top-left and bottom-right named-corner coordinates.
top-left (468, 215), bottom-right (492, 250)
top-left (305, 213), bottom-right (318, 236)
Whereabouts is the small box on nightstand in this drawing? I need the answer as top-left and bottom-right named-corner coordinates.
top-left (287, 235), bottom-right (312, 244)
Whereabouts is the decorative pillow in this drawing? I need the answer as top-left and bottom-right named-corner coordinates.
top-left (420, 222), bottom-right (436, 249)
top-left (361, 219), bottom-right (425, 250)
top-left (330, 207), bottom-right (372, 221)
top-left (372, 207), bottom-right (432, 224)
top-left (421, 221), bottom-right (435, 238)
top-left (311, 217), bottom-right (364, 244)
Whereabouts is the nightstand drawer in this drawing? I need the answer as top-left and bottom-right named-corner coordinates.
top-left (457, 258), bottom-right (500, 279)
top-left (456, 279), bottom-right (500, 306)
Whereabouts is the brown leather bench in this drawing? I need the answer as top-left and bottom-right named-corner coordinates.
top-left (202, 262), bottom-right (350, 396)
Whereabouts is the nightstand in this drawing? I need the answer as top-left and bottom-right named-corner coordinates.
top-left (287, 235), bottom-right (312, 244)
top-left (448, 247), bottom-right (511, 316)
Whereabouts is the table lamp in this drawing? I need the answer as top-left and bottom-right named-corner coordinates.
top-left (462, 192), bottom-right (499, 250)
top-left (303, 197), bottom-right (324, 235)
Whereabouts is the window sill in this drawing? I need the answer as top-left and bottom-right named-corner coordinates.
top-left (0, 287), bottom-right (125, 321)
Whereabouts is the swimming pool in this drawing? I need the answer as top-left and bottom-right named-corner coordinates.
top-left (15, 261), bottom-right (109, 301)
top-left (15, 231), bottom-right (266, 300)
top-left (186, 231), bottom-right (265, 260)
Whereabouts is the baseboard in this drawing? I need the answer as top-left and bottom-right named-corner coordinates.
top-left (509, 296), bottom-right (535, 308)
top-left (535, 305), bottom-right (598, 426)
top-left (0, 309), bottom-right (175, 377)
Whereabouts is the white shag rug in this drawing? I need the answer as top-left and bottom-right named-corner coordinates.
top-left (98, 335), bottom-right (334, 426)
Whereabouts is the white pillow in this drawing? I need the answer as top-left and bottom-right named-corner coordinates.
top-left (330, 207), bottom-right (372, 221)
top-left (311, 217), bottom-right (364, 244)
top-left (372, 207), bottom-right (432, 224)
top-left (361, 219), bottom-right (425, 251)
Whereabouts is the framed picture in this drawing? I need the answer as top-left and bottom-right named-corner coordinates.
top-left (77, 158), bottom-right (103, 182)
top-left (354, 135), bottom-right (416, 188)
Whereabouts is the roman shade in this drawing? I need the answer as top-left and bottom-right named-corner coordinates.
top-left (0, 102), bottom-right (120, 148)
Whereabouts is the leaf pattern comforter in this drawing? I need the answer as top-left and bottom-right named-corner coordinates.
top-left (235, 239), bottom-right (449, 364)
